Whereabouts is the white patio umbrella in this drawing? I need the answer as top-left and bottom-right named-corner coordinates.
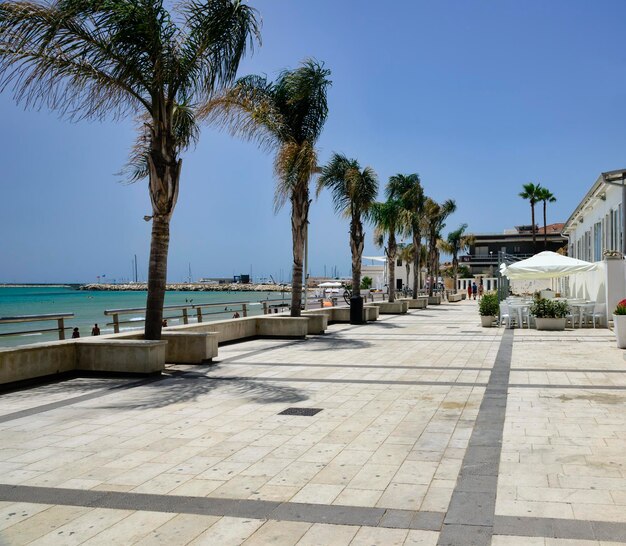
top-left (500, 251), bottom-right (598, 280)
top-left (317, 282), bottom-right (343, 287)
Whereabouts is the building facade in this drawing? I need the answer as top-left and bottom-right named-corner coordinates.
top-left (562, 173), bottom-right (624, 261)
top-left (461, 225), bottom-right (567, 275)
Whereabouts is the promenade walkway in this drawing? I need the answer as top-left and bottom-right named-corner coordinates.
top-left (0, 300), bottom-right (624, 545)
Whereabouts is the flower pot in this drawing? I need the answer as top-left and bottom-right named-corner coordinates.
top-left (535, 317), bottom-right (566, 331)
top-left (612, 314), bottom-right (626, 348)
top-left (480, 315), bottom-right (495, 327)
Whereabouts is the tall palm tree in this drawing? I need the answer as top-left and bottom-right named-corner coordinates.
top-left (423, 198), bottom-right (457, 296)
top-left (387, 174), bottom-right (425, 298)
top-left (519, 182), bottom-right (543, 252)
top-left (537, 187), bottom-right (557, 248)
top-left (439, 224), bottom-right (474, 293)
top-left (204, 60), bottom-right (331, 317)
top-left (317, 153), bottom-right (378, 299)
top-left (371, 198), bottom-right (402, 303)
top-left (0, 0), bottom-right (260, 339)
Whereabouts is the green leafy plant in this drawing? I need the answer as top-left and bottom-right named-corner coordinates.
top-left (361, 276), bottom-right (373, 289)
top-left (614, 299), bottom-right (626, 315)
top-left (479, 293), bottom-right (499, 316)
top-left (530, 299), bottom-right (569, 318)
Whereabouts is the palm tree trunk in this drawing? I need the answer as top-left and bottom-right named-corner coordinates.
top-left (531, 203), bottom-right (536, 251)
top-left (405, 262), bottom-right (410, 292)
top-left (388, 234), bottom-right (397, 303)
top-left (144, 128), bottom-right (180, 340)
top-left (290, 184), bottom-right (309, 317)
top-left (452, 254), bottom-right (458, 294)
top-left (350, 215), bottom-right (364, 298)
top-left (412, 231), bottom-right (420, 299)
top-left (543, 200), bottom-right (548, 248)
top-left (145, 215), bottom-right (171, 340)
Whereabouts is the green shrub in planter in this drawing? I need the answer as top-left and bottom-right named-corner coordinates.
top-left (530, 298), bottom-right (569, 318)
top-left (479, 293), bottom-right (499, 317)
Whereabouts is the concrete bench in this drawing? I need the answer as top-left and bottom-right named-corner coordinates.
top-left (428, 295), bottom-right (442, 305)
top-left (448, 293), bottom-right (463, 303)
top-left (76, 339), bottom-right (166, 374)
top-left (0, 342), bottom-right (76, 385)
top-left (257, 316), bottom-right (308, 338)
top-left (402, 298), bottom-right (428, 309)
top-left (374, 301), bottom-right (408, 314)
top-left (303, 313), bottom-right (328, 334)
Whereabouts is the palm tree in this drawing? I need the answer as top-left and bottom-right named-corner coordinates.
top-left (371, 198), bottom-right (402, 303)
top-left (0, 0), bottom-right (260, 339)
top-left (439, 224), bottom-right (474, 293)
top-left (519, 183), bottom-right (543, 252)
top-left (423, 198), bottom-right (457, 296)
top-left (204, 60), bottom-right (331, 317)
top-left (537, 187), bottom-right (557, 248)
top-left (387, 174), bottom-right (425, 299)
top-left (317, 153), bottom-right (378, 299)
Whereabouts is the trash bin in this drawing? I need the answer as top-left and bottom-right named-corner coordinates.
top-left (350, 295), bottom-right (364, 325)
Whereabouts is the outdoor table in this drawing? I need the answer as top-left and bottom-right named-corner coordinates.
top-left (569, 302), bottom-right (595, 328)
top-left (508, 302), bottom-right (531, 329)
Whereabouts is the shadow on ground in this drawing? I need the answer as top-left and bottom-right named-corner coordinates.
top-left (100, 371), bottom-right (308, 409)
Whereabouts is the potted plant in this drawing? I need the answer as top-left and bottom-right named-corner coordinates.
top-left (530, 298), bottom-right (569, 331)
top-left (479, 292), bottom-right (499, 327)
top-left (612, 299), bottom-right (626, 348)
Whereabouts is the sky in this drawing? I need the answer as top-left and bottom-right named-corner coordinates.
top-left (3, 0), bottom-right (626, 283)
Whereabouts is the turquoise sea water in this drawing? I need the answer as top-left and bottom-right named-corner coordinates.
top-left (0, 286), bottom-right (290, 347)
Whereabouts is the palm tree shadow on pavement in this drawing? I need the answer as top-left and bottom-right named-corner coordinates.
top-left (100, 372), bottom-right (308, 409)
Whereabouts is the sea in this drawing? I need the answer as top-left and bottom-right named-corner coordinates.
top-left (0, 286), bottom-right (291, 348)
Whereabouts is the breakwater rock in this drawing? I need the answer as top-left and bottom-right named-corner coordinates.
top-left (79, 283), bottom-right (291, 292)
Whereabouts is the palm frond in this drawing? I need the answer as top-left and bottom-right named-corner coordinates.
top-left (177, 0), bottom-right (260, 102)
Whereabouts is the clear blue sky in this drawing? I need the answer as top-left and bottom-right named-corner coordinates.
top-left (2, 0), bottom-right (626, 283)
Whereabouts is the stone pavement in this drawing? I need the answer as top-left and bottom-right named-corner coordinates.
top-left (0, 300), bottom-right (624, 545)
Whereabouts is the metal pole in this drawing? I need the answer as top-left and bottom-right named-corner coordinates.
top-left (622, 184), bottom-right (626, 256)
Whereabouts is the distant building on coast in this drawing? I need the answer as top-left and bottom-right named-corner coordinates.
top-left (199, 274), bottom-right (251, 285)
top-left (461, 224), bottom-right (567, 276)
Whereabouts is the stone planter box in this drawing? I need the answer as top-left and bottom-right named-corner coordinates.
top-left (403, 298), bottom-right (427, 309)
top-left (374, 302), bottom-right (407, 314)
top-left (461, 293), bottom-right (467, 300)
top-left (304, 313), bottom-right (328, 335)
top-left (428, 295), bottom-right (442, 305)
top-left (448, 293), bottom-right (463, 303)
top-left (480, 315), bottom-right (495, 327)
top-left (535, 317), bottom-right (566, 331)
top-left (613, 314), bottom-right (626, 348)
top-left (76, 340), bottom-right (167, 374)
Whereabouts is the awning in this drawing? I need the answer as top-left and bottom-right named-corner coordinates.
top-left (317, 282), bottom-right (343, 288)
top-left (500, 251), bottom-right (598, 280)
top-left (362, 256), bottom-right (387, 263)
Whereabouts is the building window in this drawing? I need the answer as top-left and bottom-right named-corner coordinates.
top-left (594, 222), bottom-right (602, 262)
top-left (513, 246), bottom-right (521, 253)
top-left (396, 258), bottom-right (402, 267)
top-left (476, 246), bottom-right (488, 256)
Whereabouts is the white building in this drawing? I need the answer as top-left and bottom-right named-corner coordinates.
top-left (562, 169), bottom-right (626, 321)
top-left (362, 256), bottom-right (418, 291)
top-left (563, 170), bottom-right (624, 260)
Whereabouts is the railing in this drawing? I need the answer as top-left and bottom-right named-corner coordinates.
top-left (0, 313), bottom-right (75, 340)
top-left (103, 298), bottom-right (294, 333)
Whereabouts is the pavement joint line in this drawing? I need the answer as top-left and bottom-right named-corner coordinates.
top-left (493, 515), bottom-right (626, 542)
top-left (438, 328), bottom-right (512, 546)
top-left (222, 362), bottom-right (493, 371)
top-left (0, 374), bottom-right (166, 424)
top-left (512, 367), bottom-right (626, 373)
top-left (181, 374), bottom-right (489, 388)
top-left (0, 484), bottom-right (445, 530)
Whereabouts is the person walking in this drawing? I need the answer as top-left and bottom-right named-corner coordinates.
top-left (467, 283), bottom-right (472, 300)
top-left (472, 282), bottom-right (477, 300)
top-left (478, 283), bottom-right (484, 300)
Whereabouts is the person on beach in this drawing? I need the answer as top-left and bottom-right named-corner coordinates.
top-left (233, 311), bottom-right (240, 318)
top-left (162, 319), bottom-right (168, 327)
top-left (472, 282), bottom-right (477, 300)
top-left (71, 327), bottom-right (80, 338)
top-left (478, 283), bottom-right (484, 300)
top-left (91, 324), bottom-right (100, 336)
top-left (467, 284), bottom-right (472, 300)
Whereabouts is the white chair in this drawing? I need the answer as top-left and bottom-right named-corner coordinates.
top-left (499, 302), bottom-right (512, 328)
top-left (583, 303), bottom-right (605, 328)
